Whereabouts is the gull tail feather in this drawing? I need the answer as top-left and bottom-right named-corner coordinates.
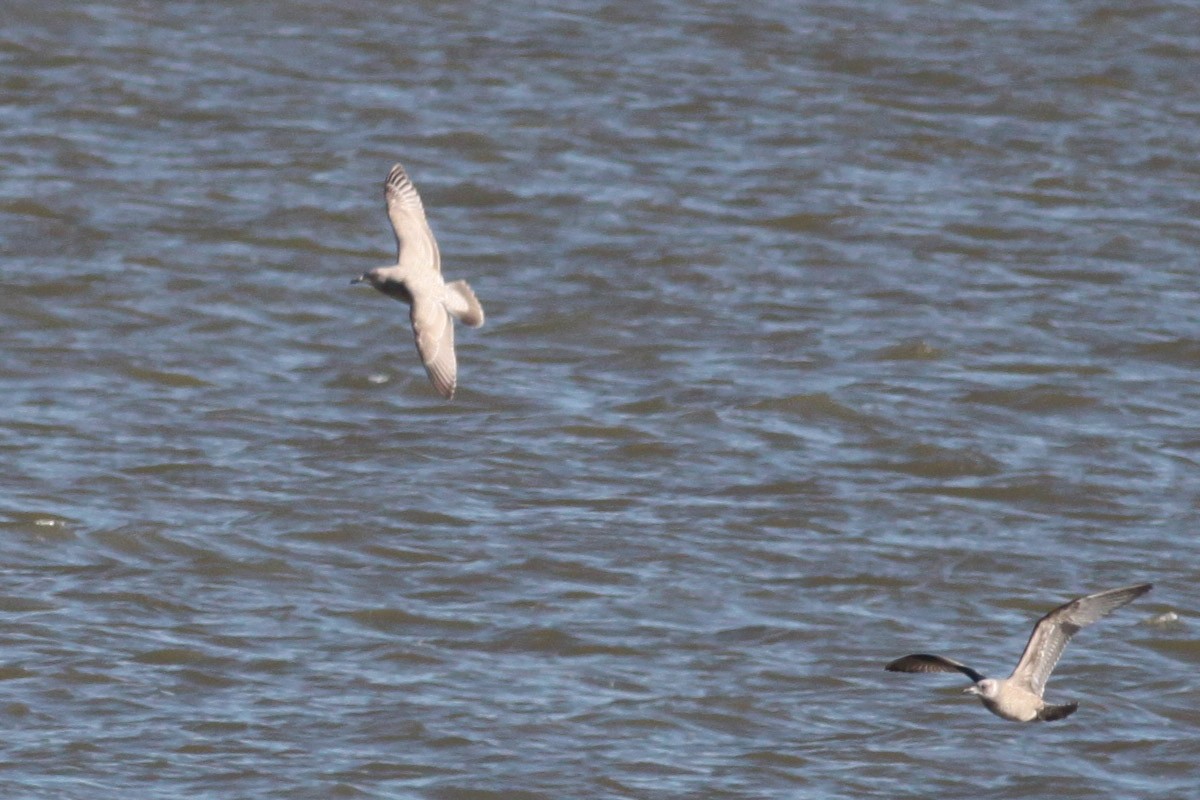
top-left (1037, 702), bottom-right (1078, 722)
top-left (444, 280), bottom-right (484, 327)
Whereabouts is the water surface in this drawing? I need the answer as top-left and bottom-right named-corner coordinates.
top-left (2, 2), bottom-right (1198, 797)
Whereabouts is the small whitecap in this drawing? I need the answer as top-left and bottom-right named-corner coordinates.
top-left (1143, 611), bottom-right (1180, 627)
top-left (368, 374), bottom-right (390, 385)
top-left (34, 519), bottom-right (61, 527)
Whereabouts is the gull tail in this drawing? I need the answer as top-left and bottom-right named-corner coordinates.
top-left (1037, 702), bottom-right (1078, 722)
top-left (444, 280), bottom-right (484, 328)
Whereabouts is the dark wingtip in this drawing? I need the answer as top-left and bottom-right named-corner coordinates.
top-left (885, 654), bottom-right (935, 672)
top-left (884, 653), bottom-right (987, 683)
top-left (1114, 582), bottom-right (1154, 605)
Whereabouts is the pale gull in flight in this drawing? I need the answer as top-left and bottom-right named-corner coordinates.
top-left (886, 583), bottom-right (1152, 722)
top-left (352, 163), bottom-right (484, 399)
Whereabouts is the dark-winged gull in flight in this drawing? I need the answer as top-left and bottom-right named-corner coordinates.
top-left (886, 583), bottom-right (1152, 722)
top-left (352, 163), bottom-right (484, 399)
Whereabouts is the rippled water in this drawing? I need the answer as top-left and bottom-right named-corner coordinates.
top-left (2, 1), bottom-right (1199, 797)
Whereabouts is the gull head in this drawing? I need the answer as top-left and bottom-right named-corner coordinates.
top-left (350, 267), bottom-right (413, 304)
top-left (965, 679), bottom-right (1000, 699)
top-left (351, 267), bottom-right (392, 288)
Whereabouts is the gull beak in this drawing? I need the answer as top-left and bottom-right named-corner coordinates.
top-left (963, 686), bottom-right (980, 695)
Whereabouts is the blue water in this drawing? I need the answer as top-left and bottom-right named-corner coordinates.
top-left (1, 2), bottom-right (1197, 797)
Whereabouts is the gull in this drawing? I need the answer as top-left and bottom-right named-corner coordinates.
top-left (351, 163), bottom-right (484, 399)
top-left (886, 583), bottom-right (1152, 722)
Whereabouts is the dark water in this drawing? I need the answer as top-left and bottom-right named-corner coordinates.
top-left (2, 1), bottom-right (1199, 797)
